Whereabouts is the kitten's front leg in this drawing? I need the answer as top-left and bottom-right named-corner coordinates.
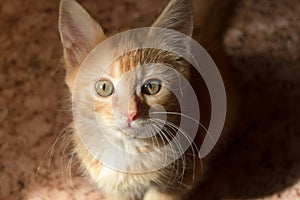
top-left (143, 188), bottom-right (181, 200)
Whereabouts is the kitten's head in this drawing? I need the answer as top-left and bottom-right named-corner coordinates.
top-left (59, 0), bottom-right (194, 163)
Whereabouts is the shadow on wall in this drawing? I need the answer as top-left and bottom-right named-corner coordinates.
top-left (189, 0), bottom-right (300, 199)
top-left (195, 56), bottom-right (300, 200)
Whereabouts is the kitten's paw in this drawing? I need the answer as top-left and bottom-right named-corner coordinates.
top-left (143, 188), bottom-right (181, 200)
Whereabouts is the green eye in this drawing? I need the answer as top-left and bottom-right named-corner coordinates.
top-left (95, 80), bottom-right (114, 97)
top-left (141, 79), bottom-right (162, 95)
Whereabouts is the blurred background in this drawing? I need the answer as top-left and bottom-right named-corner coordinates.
top-left (0, 0), bottom-right (300, 199)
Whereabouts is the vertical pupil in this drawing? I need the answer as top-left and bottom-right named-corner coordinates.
top-left (102, 83), bottom-right (106, 90)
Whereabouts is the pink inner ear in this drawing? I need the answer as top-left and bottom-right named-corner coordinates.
top-left (61, 21), bottom-right (92, 67)
top-left (59, 0), bottom-right (106, 68)
top-left (62, 28), bottom-right (84, 67)
top-left (65, 35), bottom-right (89, 67)
top-left (66, 47), bottom-right (76, 66)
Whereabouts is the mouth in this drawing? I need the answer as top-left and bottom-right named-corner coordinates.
top-left (109, 118), bottom-right (164, 140)
top-left (121, 127), bottom-right (145, 138)
top-left (119, 123), bottom-right (158, 139)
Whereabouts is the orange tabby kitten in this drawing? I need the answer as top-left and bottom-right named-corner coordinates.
top-left (58, 0), bottom-right (230, 199)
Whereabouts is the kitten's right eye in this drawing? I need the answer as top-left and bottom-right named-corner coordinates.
top-left (141, 79), bottom-right (162, 95)
top-left (95, 80), bottom-right (114, 97)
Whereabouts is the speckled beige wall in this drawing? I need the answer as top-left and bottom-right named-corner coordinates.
top-left (1, 0), bottom-right (300, 200)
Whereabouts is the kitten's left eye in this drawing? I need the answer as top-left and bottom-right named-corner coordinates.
top-left (95, 80), bottom-right (114, 97)
top-left (142, 79), bottom-right (162, 95)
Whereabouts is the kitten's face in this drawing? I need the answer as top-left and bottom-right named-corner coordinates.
top-left (59, 0), bottom-right (193, 152)
top-left (92, 51), bottom-right (188, 139)
top-left (71, 48), bottom-right (189, 142)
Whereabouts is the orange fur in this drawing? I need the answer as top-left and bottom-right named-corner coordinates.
top-left (59, 0), bottom-right (236, 199)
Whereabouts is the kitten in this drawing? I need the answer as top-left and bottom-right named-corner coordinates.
top-left (58, 0), bottom-right (226, 199)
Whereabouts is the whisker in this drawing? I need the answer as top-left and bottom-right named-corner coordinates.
top-left (162, 123), bottom-right (186, 185)
top-left (150, 121), bottom-right (173, 170)
top-left (163, 127), bottom-right (185, 184)
top-left (163, 121), bottom-right (197, 182)
top-left (37, 123), bottom-right (73, 173)
top-left (60, 137), bottom-right (73, 178)
top-left (150, 111), bottom-right (215, 145)
top-left (67, 151), bottom-right (76, 188)
top-left (147, 122), bottom-right (161, 150)
top-left (152, 119), bottom-right (186, 185)
top-left (149, 122), bottom-right (176, 170)
top-left (153, 118), bottom-right (203, 183)
top-left (167, 120), bottom-right (204, 179)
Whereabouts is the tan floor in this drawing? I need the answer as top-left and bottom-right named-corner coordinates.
top-left (1, 0), bottom-right (300, 199)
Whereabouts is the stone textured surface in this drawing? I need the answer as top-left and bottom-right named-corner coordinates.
top-left (0, 0), bottom-right (300, 199)
top-left (214, 0), bottom-right (300, 199)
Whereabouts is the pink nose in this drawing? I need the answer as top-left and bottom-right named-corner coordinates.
top-left (126, 111), bottom-right (139, 122)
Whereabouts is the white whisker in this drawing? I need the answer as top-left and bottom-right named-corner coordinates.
top-left (67, 151), bottom-right (76, 188)
top-left (37, 124), bottom-right (73, 173)
top-left (60, 137), bottom-right (73, 177)
top-left (153, 118), bottom-right (203, 183)
top-left (150, 111), bottom-right (215, 145)
top-left (151, 119), bottom-right (187, 185)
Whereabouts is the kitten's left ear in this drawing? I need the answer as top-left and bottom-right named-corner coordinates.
top-left (59, 0), bottom-right (105, 68)
top-left (152, 0), bottom-right (193, 36)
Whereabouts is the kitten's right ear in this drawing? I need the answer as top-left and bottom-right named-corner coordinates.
top-left (152, 0), bottom-right (193, 36)
top-left (59, 0), bottom-right (105, 68)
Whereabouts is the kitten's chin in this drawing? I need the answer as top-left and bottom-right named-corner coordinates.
top-left (117, 127), bottom-right (143, 138)
top-left (113, 120), bottom-right (156, 139)
top-left (116, 126), bottom-right (155, 139)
